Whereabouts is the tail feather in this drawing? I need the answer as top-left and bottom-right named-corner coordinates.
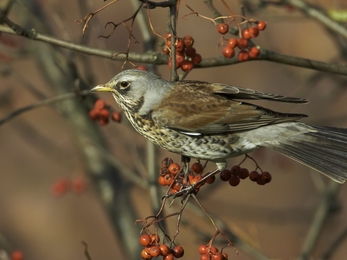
top-left (268, 125), bottom-right (347, 183)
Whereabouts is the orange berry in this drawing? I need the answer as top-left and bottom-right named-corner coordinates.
top-left (257, 21), bottom-right (267, 31)
top-left (159, 244), bottom-right (170, 256)
top-left (172, 181), bottom-right (182, 191)
top-left (140, 234), bottom-right (151, 246)
top-left (227, 38), bottom-right (237, 48)
top-left (229, 175), bottom-right (240, 186)
top-left (209, 246), bottom-right (219, 255)
top-left (200, 254), bottom-right (210, 260)
top-left (172, 245), bottom-right (184, 258)
top-left (191, 162), bottom-right (203, 174)
top-left (149, 246), bottom-right (161, 257)
top-left (183, 35), bottom-right (194, 48)
top-left (94, 99), bottom-right (106, 110)
top-left (249, 46), bottom-right (260, 58)
top-left (150, 234), bottom-right (160, 244)
top-left (185, 47), bottom-right (196, 57)
top-left (163, 253), bottom-right (174, 260)
top-left (238, 50), bottom-right (249, 61)
top-left (222, 46), bottom-right (235, 58)
top-left (242, 28), bottom-right (251, 39)
top-left (220, 169), bottom-right (231, 181)
top-left (198, 244), bottom-right (208, 255)
top-left (168, 163), bottom-right (180, 175)
top-left (141, 248), bottom-right (153, 259)
top-left (111, 111), bottom-right (122, 122)
top-left (158, 175), bottom-right (167, 186)
top-left (217, 23), bottom-right (229, 34)
top-left (181, 60), bottom-right (194, 72)
top-left (222, 252), bottom-right (229, 260)
top-left (164, 174), bottom-right (174, 185)
top-left (11, 250), bottom-right (24, 260)
top-left (212, 252), bottom-right (223, 260)
top-left (192, 53), bottom-right (202, 64)
top-left (249, 27), bottom-right (259, 38)
top-left (163, 46), bottom-right (170, 55)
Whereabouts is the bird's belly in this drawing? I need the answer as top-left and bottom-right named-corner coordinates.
top-left (132, 117), bottom-right (256, 160)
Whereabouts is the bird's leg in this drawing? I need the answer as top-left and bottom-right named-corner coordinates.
top-left (181, 155), bottom-right (191, 181)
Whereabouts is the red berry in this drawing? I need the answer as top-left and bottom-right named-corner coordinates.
top-left (209, 246), bottom-right (219, 256)
top-left (172, 181), bottom-right (182, 191)
top-left (205, 174), bottom-right (216, 184)
top-left (51, 178), bottom-right (70, 197)
top-left (191, 162), bottom-right (203, 174)
top-left (236, 38), bottom-right (248, 49)
top-left (140, 234), bottom-right (151, 246)
top-left (99, 108), bottom-right (110, 119)
top-left (158, 175), bottom-right (166, 186)
top-left (183, 35), bottom-right (194, 48)
top-left (220, 169), bottom-right (232, 181)
top-left (249, 27), bottom-right (259, 38)
top-left (168, 58), bottom-right (179, 69)
top-left (230, 165), bottom-right (241, 175)
top-left (71, 178), bottom-right (87, 194)
top-left (173, 245), bottom-right (184, 258)
top-left (261, 171), bottom-right (272, 183)
top-left (89, 109), bottom-right (99, 120)
top-left (257, 21), bottom-right (267, 31)
top-left (192, 53), bottom-right (202, 64)
top-left (175, 53), bottom-right (185, 67)
top-left (175, 39), bottom-right (185, 53)
top-left (185, 47), bottom-right (196, 57)
top-left (94, 99), bottom-right (106, 110)
top-left (98, 117), bottom-right (109, 126)
top-left (222, 46), bottom-right (235, 58)
top-left (239, 168), bottom-right (249, 179)
top-left (256, 177), bottom-right (266, 185)
top-left (163, 46), bottom-right (170, 55)
top-left (229, 175), bottom-right (240, 186)
top-left (136, 65), bottom-right (147, 71)
top-left (249, 171), bottom-right (259, 182)
top-left (222, 252), bottom-right (229, 260)
top-left (200, 254), bottom-right (210, 260)
top-left (111, 111), bottom-right (122, 122)
top-left (212, 252), bottom-right (223, 260)
top-left (11, 250), bottom-right (24, 260)
top-left (161, 158), bottom-right (173, 168)
top-left (242, 28), bottom-right (251, 39)
top-left (227, 38), bottom-right (237, 48)
top-left (150, 234), bottom-right (160, 244)
top-left (249, 46), bottom-right (260, 58)
top-left (181, 60), bottom-right (194, 72)
top-left (238, 50), bottom-right (249, 61)
top-left (168, 163), bottom-right (180, 175)
top-left (217, 23), bottom-right (229, 34)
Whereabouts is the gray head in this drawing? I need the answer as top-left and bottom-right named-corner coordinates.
top-left (91, 69), bottom-right (174, 115)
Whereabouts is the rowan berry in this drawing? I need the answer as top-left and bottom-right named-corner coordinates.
top-left (217, 23), bottom-right (229, 34)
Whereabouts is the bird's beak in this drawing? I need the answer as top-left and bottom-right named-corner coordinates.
top-left (90, 84), bottom-right (113, 92)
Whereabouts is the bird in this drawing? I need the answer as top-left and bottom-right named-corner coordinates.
top-left (91, 69), bottom-right (347, 184)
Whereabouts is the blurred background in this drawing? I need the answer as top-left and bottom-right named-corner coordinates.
top-left (1, 0), bottom-right (347, 259)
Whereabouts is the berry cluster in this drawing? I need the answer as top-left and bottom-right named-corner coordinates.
top-left (198, 244), bottom-right (228, 260)
top-left (219, 165), bottom-right (249, 187)
top-left (163, 34), bottom-right (202, 72)
top-left (218, 21), bottom-right (266, 61)
top-left (89, 99), bottom-right (122, 126)
top-left (50, 177), bottom-right (87, 197)
top-left (158, 158), bottom-right (215, 195)
top-left (249, 170), bottom-right (272, 185)
top-left (140, 233), bottom-right (184, 260)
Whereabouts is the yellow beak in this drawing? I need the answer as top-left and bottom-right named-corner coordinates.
top-left (90, 84), bottom-right (113, 92)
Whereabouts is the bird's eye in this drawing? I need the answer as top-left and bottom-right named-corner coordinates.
top-left (119, 81), bottom-right (130, 89)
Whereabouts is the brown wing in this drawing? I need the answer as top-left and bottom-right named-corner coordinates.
top-left (151, 81), bottom-right (307, 134)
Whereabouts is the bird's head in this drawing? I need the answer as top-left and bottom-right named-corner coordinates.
top-left (91, 69), bottom-right (173, 115)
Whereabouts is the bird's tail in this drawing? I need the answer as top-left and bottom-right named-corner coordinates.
top-left (266, 124), bottom-right (347, 183)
